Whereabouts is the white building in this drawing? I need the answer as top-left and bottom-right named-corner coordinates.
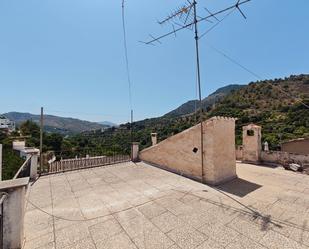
top-left (0, 115), bottom-right (15, 132)
top-left (13, 140), bottom-right (40, 159)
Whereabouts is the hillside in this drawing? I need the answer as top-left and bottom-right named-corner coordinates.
top-left (73, 74), bottom-right (309, 153)
top-left (164, 84), bottom-right (245, 117)
top-left (208, 74), bottom-right (309, 147)
top-left (4, 112), bottom-right (109, 134)
top-left (4, 74), bottom-right (307, 163)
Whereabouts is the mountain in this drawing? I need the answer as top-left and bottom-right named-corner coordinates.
top-left (98, 121), bottom-right (118, 127)
top-left (208, 74), bottom-right (309, 147)
top-left (164, 84), bottom-right (245, 117)
top-left (76, 74), bottom-right (309, 152)
top-left (3, 112), bottom-right (109, 134)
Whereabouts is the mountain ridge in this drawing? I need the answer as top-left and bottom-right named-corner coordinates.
top-left (164, 84), bottom-right (245, 117)
top-left (3, 112), bottom-right (110, 134)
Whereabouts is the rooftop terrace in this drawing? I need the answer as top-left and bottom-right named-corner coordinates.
top-left (23, 162), bottom-right (309, 249)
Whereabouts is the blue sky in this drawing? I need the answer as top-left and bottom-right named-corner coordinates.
top-left (0, 0), bottom-right (308, 124)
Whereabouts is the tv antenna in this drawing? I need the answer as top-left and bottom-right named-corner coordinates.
top-left (141, 0), bottom-right (251, 183)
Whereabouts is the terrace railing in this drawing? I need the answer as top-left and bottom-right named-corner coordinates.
top-left (0, 152), bottom-right (37, 249)
top-left (13, 156), bottom-right (31, 179)
top-left (47, 154), bottom-right (131, 174)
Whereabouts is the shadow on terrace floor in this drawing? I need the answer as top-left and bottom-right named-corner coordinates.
top-left (216, 177), bottom-right (262, 197)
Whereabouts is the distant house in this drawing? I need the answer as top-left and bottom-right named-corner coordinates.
top-left (281, 138), bottom-right (309, 155)
top-left (0, 115), bottom-right (15, 132)
top-left (13, 140), bottom-right (40, 159)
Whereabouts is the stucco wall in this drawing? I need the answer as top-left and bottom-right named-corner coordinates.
top-left (139, 117), bottom-right (237, 185)
top-left (242, 124), bottom-right (262, 163)
top-left (210, 118), bottom-right (236, 184)
top-left (1, 177), bottom-right (29, 249)
top-left (261, 151), bottom-right (309, 165)
top-left (281, 139), bottom-right (309, 155)
top-left (236, 147), bottom-right (243, 160)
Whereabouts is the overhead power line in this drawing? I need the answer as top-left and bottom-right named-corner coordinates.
top-left (122, 0), bottom-right (134, 142)
top-left (206, 43), bottom-right (309, 109)
top-left (122, 0), bottom-right (133, 110)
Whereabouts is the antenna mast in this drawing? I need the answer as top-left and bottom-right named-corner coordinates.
top-left (192, 0), bottom-right (205, 182)
top-left (141, 0), bottom-right (250, 183)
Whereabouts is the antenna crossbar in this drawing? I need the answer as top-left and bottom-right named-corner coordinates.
top-left (143, 0), bottom-right (251, 45)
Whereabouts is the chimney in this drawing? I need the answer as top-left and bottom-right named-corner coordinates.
top-left (151, 133), bottom-right (157, 146)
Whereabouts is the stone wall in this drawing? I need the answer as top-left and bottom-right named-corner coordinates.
top-left (139, 117), bottom-right (236, 185)
top-left (261, 151), bottom-right (309, 165)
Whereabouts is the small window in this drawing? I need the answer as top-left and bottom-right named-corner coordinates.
top-left (247, 130), bottom-right (255, 136)
top-left (193, 147), bottom-right (198, 153)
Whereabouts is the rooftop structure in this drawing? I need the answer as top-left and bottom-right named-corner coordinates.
top-left (0, 115), bottom-right (15, 132)
top-left (23, 161), bottom-right (309, 249)
top-left (1, 119), bottom-right (309, 249)
top-left (281, 138), bottom-right (309, 155)
top-left (13, 140), bottom-right (40, 159)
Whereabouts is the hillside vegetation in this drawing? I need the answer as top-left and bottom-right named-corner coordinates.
top-left (209, 75), bottom-right (309, 148)
top-left (79, 74), bottom-right (309, 151)
top-left (2, 75), bottom-right (308, 178)
top-left (164, 84), bottom-right (245, 117)
top-left (0, 132), bottom-right (25, 180)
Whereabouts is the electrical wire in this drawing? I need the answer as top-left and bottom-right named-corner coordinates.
top-left (122, 0), bottom-right (135, 143)
top-left (205, 43), bottom-right (309, 109)
top-left (122, 0), bottom-right (133, 112)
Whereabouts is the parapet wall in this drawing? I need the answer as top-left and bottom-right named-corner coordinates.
top-left (139, 117), bottom-right (237, 185)
top-left (236, 148), bottom-right (309, 166)
top-left (261, 151), bottom-right (309, 165)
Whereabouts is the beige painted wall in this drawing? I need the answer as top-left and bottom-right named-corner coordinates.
top-left (1, 177), bottom-right (29, 249)
top-left (242, 124), bottom-right (262, 163)
top-left (236, 146), bottom-right (243, 160)
top-left (139, 117), bottom-right (236, 185)
top-left (261, 151), bottom-right (309, 165)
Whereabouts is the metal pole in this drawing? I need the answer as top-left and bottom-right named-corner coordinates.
top-left (193, 0), bottom-right (204, 183)
top-left (40, 107), bottom-right (43, 173)
top-left (131, 109), bottom-right (133, 142)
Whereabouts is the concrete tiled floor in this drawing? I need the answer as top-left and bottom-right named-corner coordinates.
top-left (23, 162), bottom-right (309, 249)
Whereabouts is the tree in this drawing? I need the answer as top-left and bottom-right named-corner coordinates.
top-left (20, 120), bottom-right (40, 147)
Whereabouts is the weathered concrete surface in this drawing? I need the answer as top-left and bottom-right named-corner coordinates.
top-left (0, 177), bottom-right (29, 249)
top-left (140, 117), bottom-right (236, 185)
top-left (23, 162), bottom-right (309, 249)
top-left (242, 124), bottom-right (262, 163)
